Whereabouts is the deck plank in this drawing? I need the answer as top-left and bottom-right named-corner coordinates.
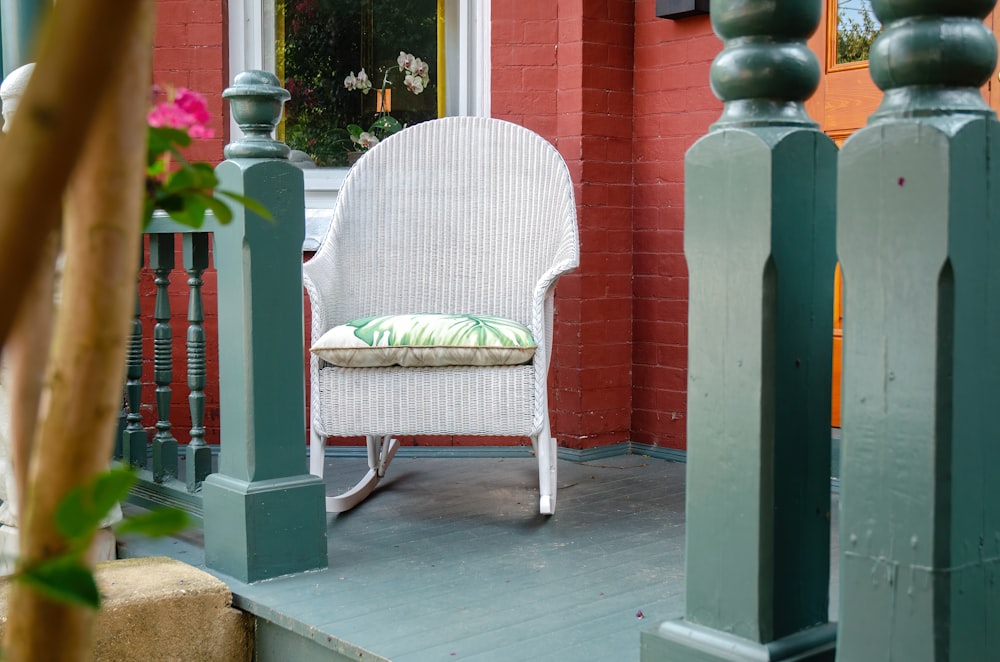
top-left (121, 454), bottom-right (838, 661)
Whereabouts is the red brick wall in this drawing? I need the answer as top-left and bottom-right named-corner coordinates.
top-left (492, 2), bottom-right (721, 452)
top-left (492, 0), bottom-right (636, 451)
top-left (630, 7), bottom-right (719, 450)
top-left (153, 0), bottom-right (228, 163)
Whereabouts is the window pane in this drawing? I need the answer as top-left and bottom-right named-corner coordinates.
top-left (835, 0), bottom-right (882, 65)
top-left (279, 0), bottom-right (439, 167)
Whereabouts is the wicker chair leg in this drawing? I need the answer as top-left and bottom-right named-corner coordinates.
top-left (535, 415), bottom-right (557, 515)
top-left (309, 426), bottom-right (326, 477)
top-left (325, 435), bottom-right (399, 514)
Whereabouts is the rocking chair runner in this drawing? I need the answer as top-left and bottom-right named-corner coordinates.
top-left (303, 116), bottom-right (579, 515)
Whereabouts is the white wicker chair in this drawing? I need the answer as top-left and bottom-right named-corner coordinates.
top-left (303, 116), bottom-right (579, 515)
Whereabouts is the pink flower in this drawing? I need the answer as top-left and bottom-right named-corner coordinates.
top-left (147, 103), bottom-right (189, 129)
top-left (174, 88), bottom-right (212, 125)
top-left (147, 86), bottom-right (215, 139)
top-left (187, 124), bottom-right (214, 139)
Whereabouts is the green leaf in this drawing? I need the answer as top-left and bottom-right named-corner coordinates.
top-left (148, 126), bottom-right (191, 165)
top-left (154, 191), bottom-right (186, 213)
top-left (162, 163), bottom-right (218, 194)
top-left (369, 115), bottom-right (402, 134)
top-left (202, 194), bottom-right (233, 225)
top-left (160, 170), bottom-right (193, 196)
top-left (18, 557), bottom-right (101, 609)
top-left (115, 508), bottom-right (190, 538)
top-left (187, 162), bottom-right (220, 186)
top-left (147, 159), bottom-right (166, 178)
top-left (346, 124), bottom-right (365, 139)
top-left (55, 469), bottom-right (136, 542)
top-left (165, 195), bottom-right (208, 228)
top-left (217, 190), bottom-right (274, 221)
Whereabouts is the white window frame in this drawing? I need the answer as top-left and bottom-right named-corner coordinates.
top-left (228, 0), bottom-right (490, 213)
top-left (442, 0), bottom-right (491, 118)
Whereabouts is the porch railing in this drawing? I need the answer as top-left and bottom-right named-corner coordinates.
top-left (119, 71), bottom-right (327, 583)
top-left (117, 218), bottom-right (220, 518)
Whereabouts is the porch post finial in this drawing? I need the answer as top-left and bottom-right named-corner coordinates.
top-left (869, 0), bottom-right (996, 120)
top-left (222, 69), bottom-right (291, 159)
top-left (836, 0), bottom-right (1000, 659)
top-left (710, 0), bottom-right (820, 127)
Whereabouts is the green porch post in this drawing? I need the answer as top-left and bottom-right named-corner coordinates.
top-left (641, 1), bottom-right (837, 659)
top-left (202, 71), bottom-right (327, 583)
top-left (836, 1), bottom-right (1000, 659)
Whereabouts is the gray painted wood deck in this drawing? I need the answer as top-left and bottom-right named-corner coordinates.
top-left (121, 454), bottom-right (839, 661)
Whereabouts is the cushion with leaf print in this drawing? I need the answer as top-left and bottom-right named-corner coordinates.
top-left (311, 313), bottom-right (537, 368)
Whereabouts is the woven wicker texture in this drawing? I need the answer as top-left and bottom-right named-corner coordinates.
top-left (304, 116), bottom-right (579, 440)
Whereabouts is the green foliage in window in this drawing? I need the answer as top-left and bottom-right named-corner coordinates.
top-left (836, 2), bottom-right (882, 65)
top-left (281, 0), bottom-right (438, 167)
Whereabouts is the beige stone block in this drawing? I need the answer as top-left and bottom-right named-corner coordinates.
top-left (92, 557), bottom-right (252, 662)
top-left (0, 556), bottom-right (252, 662)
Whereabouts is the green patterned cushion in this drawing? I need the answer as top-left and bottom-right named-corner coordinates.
top-left (311, 313), bottom-right (536, 368)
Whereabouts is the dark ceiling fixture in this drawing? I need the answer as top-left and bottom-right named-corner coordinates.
top-left (656, 0), bottom-right (709, 19)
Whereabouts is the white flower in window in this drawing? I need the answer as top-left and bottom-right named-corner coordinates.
top-left (404, 73), bottom-right (425, 95)
top-left (355, 132), bottom-right (380, 150)
top-left (411, 58), bottom-right (429, 80)
top-left (346, 52), bottom-right (432, 154)
top-left (344, 69), bottom-right (372, 93)
top-left (355, 69), bottom-right (372, 92)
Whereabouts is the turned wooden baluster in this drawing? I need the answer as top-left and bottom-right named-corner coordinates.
top-left (122, 266), bottom-right (147, 468)
top-left (184, 233), bottom-right (212, 491)
top-left (114, 395), bottom-right (126, 460)
top-left (149, 233), bottom-right (178, 482)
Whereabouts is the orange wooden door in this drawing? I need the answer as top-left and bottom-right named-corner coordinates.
top-left (806, 1), bottom-right (881, 428)
top-left (806, 2), bottom-right (1000, 427)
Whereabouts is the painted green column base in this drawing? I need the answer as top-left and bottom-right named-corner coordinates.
top-left (641, 620), bottom-right (836, 662)
top-left (203, 473), bottom-right (328, 583)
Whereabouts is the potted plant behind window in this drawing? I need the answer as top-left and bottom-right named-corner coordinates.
top-left (344, 51), bottom-right (430, 163)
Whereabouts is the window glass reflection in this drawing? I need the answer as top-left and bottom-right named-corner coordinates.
top-left (836, 0), bottom-right (882, 65)
top-left (278, 0), bottom-right (439, 166)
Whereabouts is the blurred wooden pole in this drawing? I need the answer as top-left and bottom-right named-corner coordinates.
top-left (0, 0), bottom-right (145, 350)
top-left (3, 0), bottom-right (155, 659)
